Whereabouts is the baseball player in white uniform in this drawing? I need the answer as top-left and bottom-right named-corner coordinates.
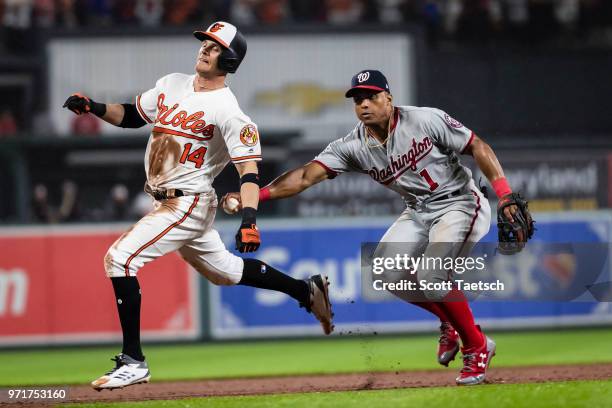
top-left (62, 22), bottom-right (333, 391)
top-left (223, 69), bottom-right (533, 385)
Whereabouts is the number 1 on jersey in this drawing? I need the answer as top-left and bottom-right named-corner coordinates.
top-left (179, 143), bottom-right (207, 169)
top-left (419, 168), bottom-right (439, 191)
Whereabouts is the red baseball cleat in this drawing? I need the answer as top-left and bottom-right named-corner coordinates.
top-left (438, 322), bottom-right (460, 367)
top-left (455, 328), bottom-right (496, 386)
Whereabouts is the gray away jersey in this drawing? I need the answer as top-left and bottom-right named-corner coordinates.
top-left (313, 106), bottom-right (475, 206)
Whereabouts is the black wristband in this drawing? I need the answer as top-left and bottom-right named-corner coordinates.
top-left (90, 100), bottom-right (107, 118)
top-left (241, 206), bottom-right (257, 226)
top-left (119, 103), bottom-right (147, 128)
top-left (240, 173), bottom-right (260, 187)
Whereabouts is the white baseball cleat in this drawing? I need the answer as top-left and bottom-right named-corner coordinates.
top-left (91, 354), bottom-right (151, 391)
top-left (304, 275), bottom-right (334, 335)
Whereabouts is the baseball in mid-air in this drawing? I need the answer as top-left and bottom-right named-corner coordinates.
top-left (223, 197), bottom-right (240, 214)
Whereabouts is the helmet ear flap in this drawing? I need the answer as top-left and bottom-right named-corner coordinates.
top-left (219, 31), bottom-right (247, 74)
top-left (218, 49), bottom-right (238, 73)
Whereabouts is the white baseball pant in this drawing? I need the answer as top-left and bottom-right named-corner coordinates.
top-left (104, 191), bottom-right (244, 285)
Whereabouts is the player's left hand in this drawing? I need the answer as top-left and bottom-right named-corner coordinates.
top-left (63, 93), bottom-right (93, 115)
top-left (236, 223), bottom-right (261, 253)
top-left (497, 192), bottom-right (535, 255)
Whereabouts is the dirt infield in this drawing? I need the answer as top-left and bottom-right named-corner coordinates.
top-left (46, 363), bottom-right (612, 405)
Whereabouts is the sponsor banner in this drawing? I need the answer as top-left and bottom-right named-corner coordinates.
top-left (210, 213), bottom-right (612, 339)
top-left (49, 34), bottom-right (413, 136)
top-left (472, 153), bottom-right (610, 211)
top-left (0, 226), bottom-right (199, 346)
top-left (290, 151), bottom-right (612, 218)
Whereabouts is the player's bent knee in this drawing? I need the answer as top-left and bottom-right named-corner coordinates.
top-left (190, 261), bottom-right (242, 285)
top-left (104, 248), bottom-right (118, 277)
top-left (104, 246), bottom-right (129, 278)
top-left (181, 251), bottom-right (243, 286)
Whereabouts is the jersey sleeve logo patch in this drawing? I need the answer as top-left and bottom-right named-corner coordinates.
top-left (444, 113), bottom-right (464, 129)
top-left (240, 124), bottom-right (259, 147)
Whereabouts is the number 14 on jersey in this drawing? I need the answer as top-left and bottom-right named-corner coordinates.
top-left (179, 143), bottom-right (207, 169)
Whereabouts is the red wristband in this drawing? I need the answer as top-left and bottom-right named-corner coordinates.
top-left (259, 187), bottom-right (271, 202)
top-left (492, 177), bottom-right (512, 199)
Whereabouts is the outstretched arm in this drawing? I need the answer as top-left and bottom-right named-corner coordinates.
top-left (98, 104), bottom-right (128, 126)
top-left (221, 161), bottom-right (330, 213)
top-left (261, 161), bottom-right (330, 201)
top-left (62, 94), bottom-right (146, 128)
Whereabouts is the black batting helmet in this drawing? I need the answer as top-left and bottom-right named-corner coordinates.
top-left (194, 22), bottom-right (247, 74)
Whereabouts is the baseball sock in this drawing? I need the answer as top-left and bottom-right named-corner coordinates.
top-left (110, 277), bottom-right (145, 362)
top-left (239, 258), bottom-right (309, 305)
top-left (410, 302), bottom-right (449, 322)
top-left (438, 288), bottom-right (483, 350)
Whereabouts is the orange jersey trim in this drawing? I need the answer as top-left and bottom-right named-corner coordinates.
top-left (136, 94), bottom-right (153, 123)
top-left (123, 195), bottom-right (200, 276)
top-left (231, 155), bottom-right (262, 162)
top-left (152, 126), bottom-right (211, 142)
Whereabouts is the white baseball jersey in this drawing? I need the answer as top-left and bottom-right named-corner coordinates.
top-left (136, 73), bottom-right (261, 194)
top-left (104, 73), bottom-right (260, 282)
top-left (314, 106), bottom-right (474, 207)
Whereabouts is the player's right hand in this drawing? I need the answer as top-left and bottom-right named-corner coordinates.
top-left (497, 192), bottom-right (535, 255)
top-left (63, 93), bottom-right (92, 115)
top-left (221, 192), bottom-right (242, 214)
top-left (235, 223), bottom-right (260, 253)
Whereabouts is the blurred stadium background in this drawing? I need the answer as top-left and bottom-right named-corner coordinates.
top-left (1, 0), bottom-right (612, 348)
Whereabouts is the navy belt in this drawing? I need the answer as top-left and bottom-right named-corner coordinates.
top-left (431, 189), bottom-right (463, 202)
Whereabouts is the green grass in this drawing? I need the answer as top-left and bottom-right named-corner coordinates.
top-left (69, 380), bottom-right (612, 408)
top-left (1, 328), bottom-right (611, 386)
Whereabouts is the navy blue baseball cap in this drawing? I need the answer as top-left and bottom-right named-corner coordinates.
top-left (345, 69), bottom-right (390, 98)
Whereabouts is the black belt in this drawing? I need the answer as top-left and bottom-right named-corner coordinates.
top-left (145, 184), bottom-right (186, 201)
top-left (152, 189), bottom-right (184, 200)
top-left (431, 189), bottom-right (463, 202)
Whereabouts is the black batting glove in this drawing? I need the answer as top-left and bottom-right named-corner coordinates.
top-left (63, 93), bottom-right (106, 117)
top-left (235, 207), bottom-right (260, 253)
top-left (235, 223), bottom-right (261, 253)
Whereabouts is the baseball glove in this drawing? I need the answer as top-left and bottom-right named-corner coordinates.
top-left (497, 192), bottom-right (535, 255)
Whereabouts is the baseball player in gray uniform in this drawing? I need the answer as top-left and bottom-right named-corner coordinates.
top-left (223, 69), bottom-right (532, 385)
